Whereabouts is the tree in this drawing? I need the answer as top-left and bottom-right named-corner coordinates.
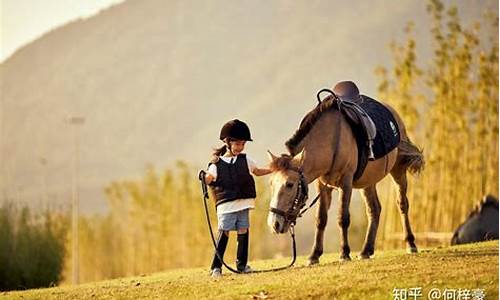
top-left (376, 0), bottom-right (498, 247)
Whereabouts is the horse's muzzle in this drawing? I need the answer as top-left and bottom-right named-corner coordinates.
top-left (268, 212), bottom-right (289, 234)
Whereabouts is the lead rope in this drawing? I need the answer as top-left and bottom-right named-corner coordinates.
top-left (199, 170), bottom-right (297, 274)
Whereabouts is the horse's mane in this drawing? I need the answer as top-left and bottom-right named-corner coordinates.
top-left (467, 195), bottom-right (499, 219)
top-left (285, 96), bottom-right (338, 155)
top-left (479, 195), bottom-right (499, 210)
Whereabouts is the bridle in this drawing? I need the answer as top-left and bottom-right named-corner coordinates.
top-left (269, 167), bottom-right (310, 226)
top-left (268, 87), bottom-right (337, 226)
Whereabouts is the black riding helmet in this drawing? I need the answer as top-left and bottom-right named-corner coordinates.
top-left (219, 119), bottom-right (253, 141)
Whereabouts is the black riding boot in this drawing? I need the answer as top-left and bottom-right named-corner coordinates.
top-left (210, 231), bottom-right (229, 270)
top-left (236, 231), bottom-right (249, 271)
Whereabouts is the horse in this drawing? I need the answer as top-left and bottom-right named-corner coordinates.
top-left (266, 95), bottom-right (424, 263)
top-left (451, 195), bottom-right (499, 245)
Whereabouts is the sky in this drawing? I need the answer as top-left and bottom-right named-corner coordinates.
top-left (1, 0), bottom-right (125, 62)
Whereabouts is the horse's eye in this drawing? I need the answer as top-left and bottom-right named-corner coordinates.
top-left (285, 182), bottom-right (294, 188)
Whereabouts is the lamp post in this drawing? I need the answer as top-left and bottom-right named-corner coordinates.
top-left (66, 116), bottom-right (85, 285)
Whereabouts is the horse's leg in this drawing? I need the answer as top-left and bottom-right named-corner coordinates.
top-left (337, 175), bottom-right (353, 261)
top-left (390, 166), bottom-right (418, 253)
top-left (359, 184), bottom-right (381, 259)
top-left (308, 181), bottom-right (333, 266)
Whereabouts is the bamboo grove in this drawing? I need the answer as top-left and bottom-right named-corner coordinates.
top-left (60, 162), bottom-right (293, 283)
top-left (375, 0), bottom-right (498, 247)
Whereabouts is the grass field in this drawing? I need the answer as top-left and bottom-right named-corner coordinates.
top-left (2, 241), bottom-right (498, 299)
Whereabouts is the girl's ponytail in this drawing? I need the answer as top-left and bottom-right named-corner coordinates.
top-left (212, 144), bottom-right (227, 157)
top-left (211, 142), bottom-right (229, 162)
top-left (211, 138), bottom-right (235, 161)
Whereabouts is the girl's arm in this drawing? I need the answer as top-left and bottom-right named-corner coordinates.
top-left (206, 164), bottom-right (217, 184)
top-left (247, 156), bottom-right (272, 176)
top-left (252, 167), bottom-right (273, 176)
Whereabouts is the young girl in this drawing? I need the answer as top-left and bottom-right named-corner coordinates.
top-left (204, 119), bottom-right (272, 279)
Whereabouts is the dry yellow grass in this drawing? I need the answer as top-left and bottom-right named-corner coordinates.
top-left (2, 241), bottom-right (497, 300)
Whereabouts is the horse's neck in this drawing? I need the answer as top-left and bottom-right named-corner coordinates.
top-left (297, 110), bottom-right (341, 184)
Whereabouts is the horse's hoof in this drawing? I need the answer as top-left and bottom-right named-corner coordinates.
top-left (358, 253), bottom-right (371, 260)
top-left (307, 258), bottom-right (320, 266)
top-left (339, 255), bottom-right (351, 262)
top-left (407, 247), bottom-right (418, 254)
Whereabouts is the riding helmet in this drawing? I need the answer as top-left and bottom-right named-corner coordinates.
top-left (219, 119), bottom-right (253, 141)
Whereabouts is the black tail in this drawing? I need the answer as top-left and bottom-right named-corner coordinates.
top-left (398, 139), bottom-right (425, 175)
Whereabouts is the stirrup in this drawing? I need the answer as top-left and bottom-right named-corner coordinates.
top-left (368, 145), bottom-right (375, 161)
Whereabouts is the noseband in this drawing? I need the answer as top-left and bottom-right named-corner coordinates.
top-left (269, 167), bottom-right (309, 225)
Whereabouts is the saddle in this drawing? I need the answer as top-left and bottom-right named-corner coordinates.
top-left (331, 82), bottom-right (377, 162)
top-left (337, 97), bottom-right (377, 159)
top-left (337, 95), bottom-right (400, 181)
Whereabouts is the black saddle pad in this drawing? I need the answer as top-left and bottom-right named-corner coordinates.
top-left (350, 95), bottom-right (401, 180)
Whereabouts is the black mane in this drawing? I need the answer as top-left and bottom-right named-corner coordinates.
top-left (285, 96), bottom-right (338, 155)
top-left (466, 195), bottom-right (499, 219)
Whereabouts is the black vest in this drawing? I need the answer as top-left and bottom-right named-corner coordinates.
top-left (208, 154), bottom-right (256, 206)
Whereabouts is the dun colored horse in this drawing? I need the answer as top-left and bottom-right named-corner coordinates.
top-left (267, 96), bottom-right (424, 263)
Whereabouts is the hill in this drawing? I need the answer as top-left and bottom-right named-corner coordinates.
top-left (1, 241), bottom-right (498, 299)
top-left (1, 0), bottom-right (494, 213)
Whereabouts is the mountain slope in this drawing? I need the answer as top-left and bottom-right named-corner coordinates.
top-left (0, 0), bottom-right (494, 212)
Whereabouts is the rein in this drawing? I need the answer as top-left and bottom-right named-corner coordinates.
top-left (198, 170), bottom-right (297, 274)
top-left (197, 88), bottom-right (340, 274)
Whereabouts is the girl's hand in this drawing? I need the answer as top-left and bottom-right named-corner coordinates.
top-left (205, 173), bottom-right (215, 184)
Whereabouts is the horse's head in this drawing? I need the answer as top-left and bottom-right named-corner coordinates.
top-left (267, 150), bottom-right (309, 234)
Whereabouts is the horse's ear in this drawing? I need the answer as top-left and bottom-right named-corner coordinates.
top-left (267, 150), bottom-right (278, 162)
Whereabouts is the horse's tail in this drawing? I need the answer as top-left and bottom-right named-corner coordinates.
top-left (398, 138), bottom-right (425, 175)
